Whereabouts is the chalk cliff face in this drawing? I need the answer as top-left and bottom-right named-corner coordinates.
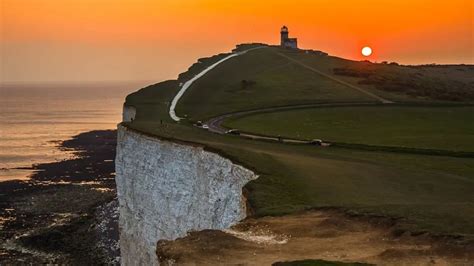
top-left (115, 125), bottom-right (257, 266)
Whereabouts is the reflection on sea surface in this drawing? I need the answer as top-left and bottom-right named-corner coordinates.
top-left (0, 82), bottom-right (149, 181)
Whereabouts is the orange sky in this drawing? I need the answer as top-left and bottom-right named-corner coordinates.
top-left (1, 0), bottom-right (473, 83)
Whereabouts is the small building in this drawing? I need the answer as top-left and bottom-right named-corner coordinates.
top-left (280, 26), bottom-right (298, 49)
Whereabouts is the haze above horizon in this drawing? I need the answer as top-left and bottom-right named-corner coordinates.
top-left (1, 0), bottom-right (473, 83)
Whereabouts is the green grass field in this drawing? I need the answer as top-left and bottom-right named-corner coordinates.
top-left (124, 43), bottom-right (474, 239)
top-left (224, 105), bottom-right (474, 152)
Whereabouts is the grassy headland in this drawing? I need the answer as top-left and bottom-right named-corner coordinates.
top-left (123, 44), bottom-right (474, 239)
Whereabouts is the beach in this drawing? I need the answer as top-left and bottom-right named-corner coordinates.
top-left (0, 130), bottom-right (119, 264)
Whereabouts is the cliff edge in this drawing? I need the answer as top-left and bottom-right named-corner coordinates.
top-left (115, 125), bottom-right (257, 265)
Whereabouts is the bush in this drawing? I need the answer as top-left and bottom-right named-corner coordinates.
top-left (241, 79), bottom-right (257, 89)
top-left (333, 67), bottom-right (474, 101)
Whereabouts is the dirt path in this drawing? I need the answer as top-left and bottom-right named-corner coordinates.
top-left (275, 52), bottom-right (394, 104)
top-left (157, 210), bottom-right (473, 265)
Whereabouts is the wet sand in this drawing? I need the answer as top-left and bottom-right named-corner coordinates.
top-left (0, 130), bottom-right (119, 264)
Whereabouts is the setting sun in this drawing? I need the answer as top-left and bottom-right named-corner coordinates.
top-left (362, 46), bottom-right (373, 57)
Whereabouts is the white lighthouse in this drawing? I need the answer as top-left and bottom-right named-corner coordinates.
top-left (280, 26), bottom-right (298, 49)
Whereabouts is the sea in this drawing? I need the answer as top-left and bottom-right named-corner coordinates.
top-left (0, 82), bottom-right (150, 181)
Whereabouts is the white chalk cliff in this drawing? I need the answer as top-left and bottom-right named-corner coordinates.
top-left (115, 125), bottom-right (258, 265)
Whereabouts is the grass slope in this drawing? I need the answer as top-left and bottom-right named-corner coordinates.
top-left (177, 46), bottom-right (473, 121)
top-left (177, 47), bottom-right (379, 120)
top-left (125, 80), bottom-right (179, 123)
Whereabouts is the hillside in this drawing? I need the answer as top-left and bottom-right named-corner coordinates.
top-left (174, 45), bottom-right (473, 121)
top-left (122, 44), bottom-right (474, 263)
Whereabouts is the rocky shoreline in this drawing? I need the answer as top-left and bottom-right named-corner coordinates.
top-left (0, 130), bottom-right (119, 264)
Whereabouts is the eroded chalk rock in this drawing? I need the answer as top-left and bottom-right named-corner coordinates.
top-left (122, 105), bottom-right (136, 122)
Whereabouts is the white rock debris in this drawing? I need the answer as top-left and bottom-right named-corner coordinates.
top-left (95, 198), bottom-right (121, 265)
top-left (223, 229), bottom-right (289, 245)
top-left (115, 125), bottom-right (258, 265)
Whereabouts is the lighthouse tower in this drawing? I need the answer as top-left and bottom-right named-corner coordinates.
top-left (280, 26), bottom-right (298, 49)
top-left (280, 26), bottom-right (289, 46)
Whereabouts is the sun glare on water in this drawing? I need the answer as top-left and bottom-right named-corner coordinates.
top-left (362, 46), bottom-right (373, 57)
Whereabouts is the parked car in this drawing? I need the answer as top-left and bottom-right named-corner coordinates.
top-left (225, 129), bottom-right (240, 135)
top-left (310, 139), bottom-right (323, 146)
top-left (195, 120), bottom-right (203, 127)
top-left (202, 124), bottom-right (209, 129)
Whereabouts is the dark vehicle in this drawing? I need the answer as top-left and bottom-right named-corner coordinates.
top-left (226, 129), bottom-right (240, 135)
top-left (310, 139), bottom-right (323, 146)
top-left (195, 120), bottom-right (203, 127)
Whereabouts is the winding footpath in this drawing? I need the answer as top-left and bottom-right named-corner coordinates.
top-left (169, 46), bottom-right (266, 121)
top-left (275, 52), bottom-right (393, 104)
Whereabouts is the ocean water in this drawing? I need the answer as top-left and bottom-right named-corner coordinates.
top-left (0, 82), bottom-right (149, 181)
